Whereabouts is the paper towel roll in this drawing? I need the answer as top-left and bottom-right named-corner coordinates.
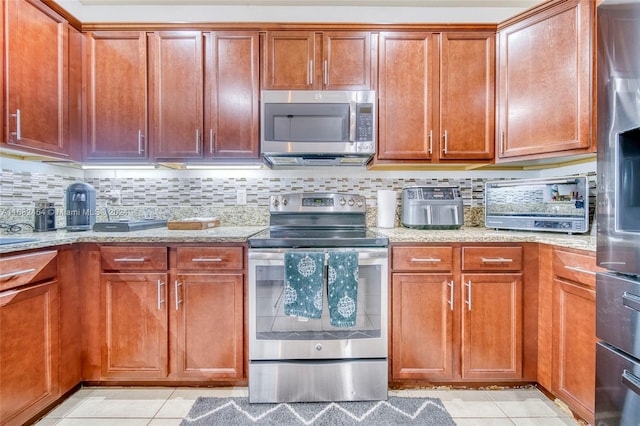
top-left (377, 190), bottom-right (397, 228)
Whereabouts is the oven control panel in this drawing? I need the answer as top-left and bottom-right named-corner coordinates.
top-left (270, 192), bottom-right (366, 213)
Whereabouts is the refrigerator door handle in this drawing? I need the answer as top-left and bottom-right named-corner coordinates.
top-left (622, 369), bottom-right (640, 396)
top-left (622, 291), bottom-right (640, 313)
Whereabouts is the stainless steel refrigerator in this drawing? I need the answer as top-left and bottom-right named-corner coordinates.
top-left (595, 1), bottom-right (640, 425)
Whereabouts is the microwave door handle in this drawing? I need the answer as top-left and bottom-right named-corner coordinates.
top-left (349, 100), bottom-right (357, 142)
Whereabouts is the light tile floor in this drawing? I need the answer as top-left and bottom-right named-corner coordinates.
top-left (35, 386), bottom-right (582, 425)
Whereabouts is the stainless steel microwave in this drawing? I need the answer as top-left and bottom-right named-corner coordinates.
top-left (260, 90), bottom-right (376, 167)
top-left (485, 176), bottom-right (590, 233)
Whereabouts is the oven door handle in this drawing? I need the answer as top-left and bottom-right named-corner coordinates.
top-left (249, 250), bottom-right (388, 261)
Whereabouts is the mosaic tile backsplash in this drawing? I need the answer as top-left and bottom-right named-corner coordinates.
top-left (0, 166), bottom-right (596, 232)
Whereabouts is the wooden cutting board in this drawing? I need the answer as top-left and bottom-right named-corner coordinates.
top-left (167, 217), bottom-right (220, 230)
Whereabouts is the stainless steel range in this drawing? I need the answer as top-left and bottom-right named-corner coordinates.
top-left (247, 192), bottom-right (389, 403)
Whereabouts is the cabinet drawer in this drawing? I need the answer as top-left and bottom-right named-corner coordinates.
top-left (462, 246), bottom-right (522, 271)
top-left (553, 249), bottom-right (598, 288)
top-left (0, 250), bottom-right (57, 292)
top-left (392, 246), bottom-right (453, 271)
top-left (176, 246), bottom-right (243, 270)
top-left (100, 247), bottom-right (167, 271)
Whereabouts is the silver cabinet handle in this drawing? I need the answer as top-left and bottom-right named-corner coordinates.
top-left (138, 129), bottom-right (145, 154)
top-left (157, 279), bottom-right (165, 310)
top-left (174, 280), bottom-right (182, 311)
top-left (195, 129), bottom-right (200, 153)
top-left (0, 290), bottom-right (19, 307)
top-left (113, 257), bottom-right (146, 262)
top-left (564, 265), bottom-right (596, 276)
top-left (443, 130), bottom-right (448, 154)
top-left (0, 268), bottom-right (36, 280)
top-left (209, 128), bottom-right (214, 154)
top-left (308, 60), bottom-right (313, 85)
top-left (323, 59), bottom-right (328, 86)
top-left (192, 257), bottom-right (222, 262)
top-left (448, 280), bottom-right (454, 311)
top-left (411, 257), bottom-right (441, 263)
top-left (465, 280), bottom-right (472, 311)
top-left (428, 130), bottom-right (433, 154)
top-left (426, 205), bottom-right (432, 224)
top-left (10, 109), bottom-right (21, 140)
top-left (481, 257), bottom-right (513, 263)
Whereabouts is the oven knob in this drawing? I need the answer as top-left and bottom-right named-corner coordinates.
top-left (315, 343), bottom-right (323, 351)
top-left (348, 199), bottom-right (355, 206)
top-left (282, 198), bottom-right (288, 206)
top-left (339, 197), bottom-right (347, 206)
top-left (273, 198), bottom-right (279, 207)
top-left (356, 199), bottom-right (364, 207)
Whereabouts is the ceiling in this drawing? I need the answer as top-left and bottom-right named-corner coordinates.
top-left (55, 0), bottom-right (546, 23)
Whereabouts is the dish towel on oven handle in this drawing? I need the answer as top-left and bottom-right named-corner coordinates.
top-left (283, 251), bottom-right (324, 319)
top-left (328, 250), bottom-right (359, 327)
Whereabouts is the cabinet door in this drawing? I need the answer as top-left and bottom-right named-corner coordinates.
top-left (461, 273), bottom-right (523, 379)
top-left (101, 273), bottom-right (168, 379)
top-left (391, 273), bottom-right (454, 380)
top-left (378, 32), bottom-right (437, 161)
top-left (552, 278), bottom-right (596, 424)
top-left (323, 32), bottom-right (372, 90)
top-left (204, 32), bottom-right (259, 159)
top-left (496, 0), bottom-right (592, 160)
top-left (0, 282), bottom-right (59, 426)
top-left (263, 31), bottom-right (315, 90)
top-left (439, 32), bottom-right (494, 161)
top-left (85, 31), bottom-right (147, 160)
top-left (149, 31), bottom-right (204, 159)
top-left (173, 273), bottom-right (244, 379)
top-left (5, 0), bottom-right (68, 156)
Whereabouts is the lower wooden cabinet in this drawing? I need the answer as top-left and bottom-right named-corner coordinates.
top-left (101, 272), bottom-right (169, 379)
top-left (550, 248), bottom-right (598, 425)
top-left (173, 273), bottom-right (244, 379)
top-left (94, 244), bottom-right (245, 382)
top-left (0, 251), bottom-right (59, 426)
top-left (392, 273), bottom-right (455, 380)
top-left (391, 244), bottom-right (525, 382)
top-left (461, 273), bottom-right (522, 380)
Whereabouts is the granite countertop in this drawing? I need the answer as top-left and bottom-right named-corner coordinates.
top-left (374, 226), bottom-right (597, 252)
top-left (0, 225), bottom-right (597, 255)
top-left (0, 226), bottom-right (266, 254)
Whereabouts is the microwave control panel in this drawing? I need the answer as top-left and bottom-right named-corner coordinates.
top-left (356, 103), bottom-right (374, 143)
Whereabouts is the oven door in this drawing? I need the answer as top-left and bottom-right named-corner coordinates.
top-left (248, 247), bottom-right (388, 360)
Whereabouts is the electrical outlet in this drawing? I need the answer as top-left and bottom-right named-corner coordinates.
top-left (108, 191), bottom-right (122, 205)
top-left (236, 189), bottom-right (247, 206)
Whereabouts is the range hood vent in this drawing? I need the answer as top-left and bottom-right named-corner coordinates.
top-left (262, 154), bottom-right (373, 168)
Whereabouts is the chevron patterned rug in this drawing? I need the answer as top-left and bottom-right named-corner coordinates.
top-left (180, 396), bottom-right (456, 425)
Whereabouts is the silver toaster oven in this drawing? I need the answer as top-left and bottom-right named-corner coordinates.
top-left (401, 186), bottom-right (464, 229)
top-left (484, 176), bottom-right (590, 233)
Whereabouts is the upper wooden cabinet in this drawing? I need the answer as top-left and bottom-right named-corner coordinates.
top-left (149, 31), bottom-right (204, 160)
top-left (262, 31), bottom-right (374, 90)
top-left (439, 32), bottom-right (495, 161)
top-left (85, 31), bottom-right (148, 160)
top-left (496, 0), bottom-right (594, 161)
top-left (376, 31), bottom-right (494, 164)
top-left (204, 31), bottom-right (260, 159)
top-left (3, 0), bottom-right (71, 158)
top-left (377, 32), bottom-right (437, 161)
